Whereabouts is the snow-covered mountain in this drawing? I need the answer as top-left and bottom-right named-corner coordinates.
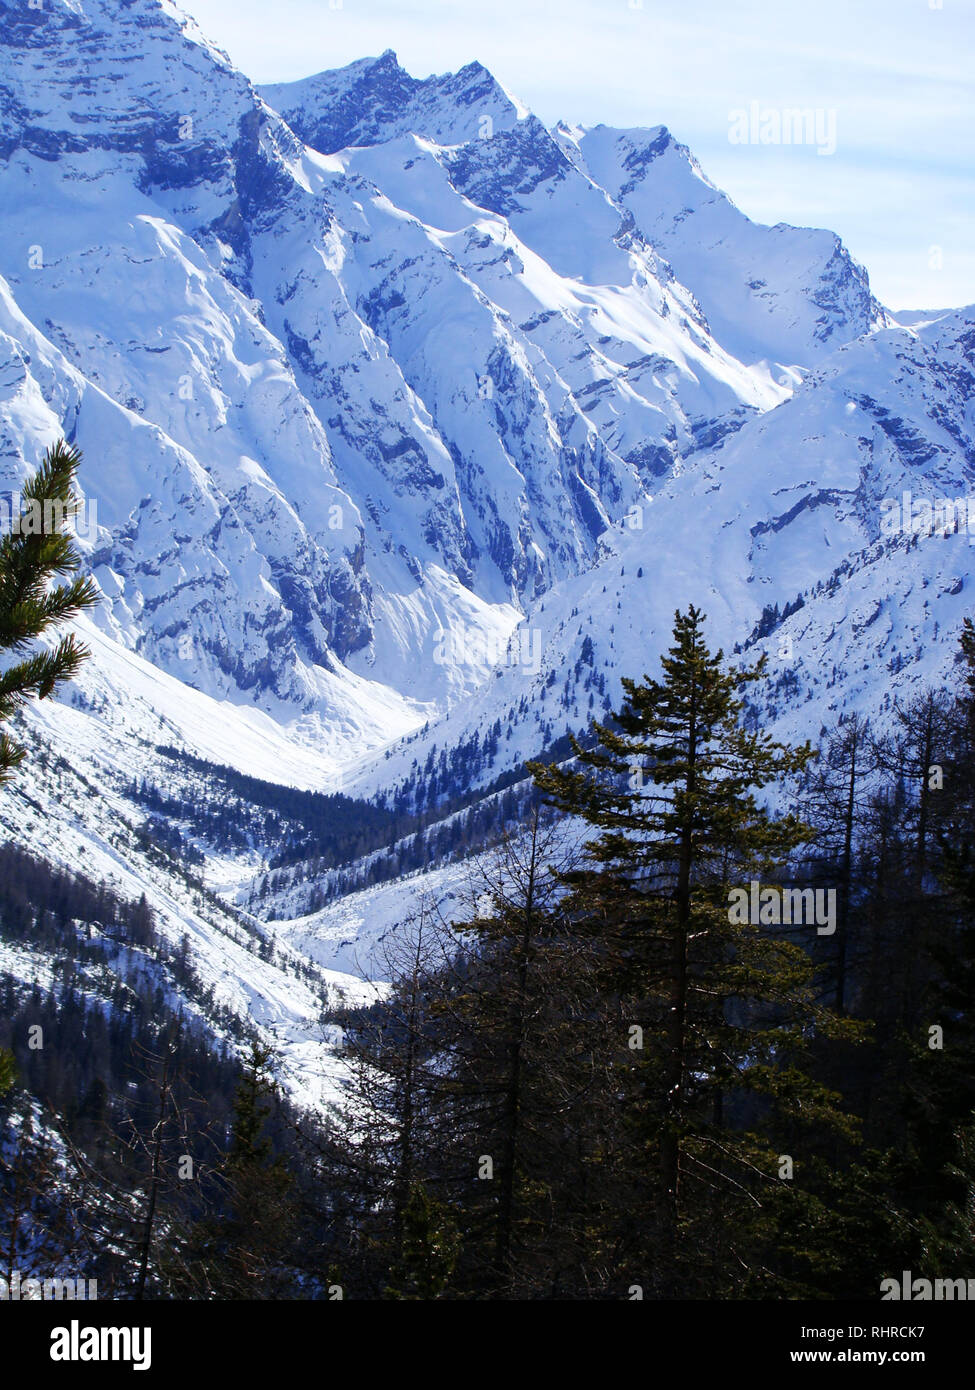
top-left (348, 311), bottom-right (975, 807)
top-left (555, 122), bottom-right (890, 368)
top-left (1, 0), bottom-right (972, 1104)
top-left (0, 0), bottom-right (843, 727)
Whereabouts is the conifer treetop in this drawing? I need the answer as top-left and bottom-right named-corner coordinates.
top-left (530, 605), bottom-right (816, 874)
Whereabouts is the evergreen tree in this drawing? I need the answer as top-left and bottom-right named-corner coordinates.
top-left (385, 1180), bottom-right (459, 1301)
top-left (781, 622), bottom-right (975, 1295)
top-left (176, 1040), bottom-right (298, 1298)
top-left (0, 440), bottom-right (98, 780)
top-left (530, 606), bottom-right (860, 1296)
top-left (431, 809), bottom-right (606, 1296)
top-left (895, 621), bottom-right (975, 1276)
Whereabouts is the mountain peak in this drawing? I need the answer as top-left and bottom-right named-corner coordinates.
top-left (341, 47), bottom-right (409, 80)
top-left (260, 51), bottom-right (525, 154)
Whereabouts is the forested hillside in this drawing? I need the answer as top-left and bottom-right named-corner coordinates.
top-left (4, 610), bottom-right (973, 1299)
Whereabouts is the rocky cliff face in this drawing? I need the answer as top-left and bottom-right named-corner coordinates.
top-left (1, 0), bottom-right (969, 778)
top-left (0, 0), bottom-right (890, 733)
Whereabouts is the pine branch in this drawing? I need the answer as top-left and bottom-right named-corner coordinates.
top-left (0, 440), bottom-right (99, 782)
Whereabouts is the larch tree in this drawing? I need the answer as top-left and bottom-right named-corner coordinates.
top-left (798, 712), bottom-right (880, 1015)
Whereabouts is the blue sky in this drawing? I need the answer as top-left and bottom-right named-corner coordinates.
top-left (187, 0), bottom-right (975, 310)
